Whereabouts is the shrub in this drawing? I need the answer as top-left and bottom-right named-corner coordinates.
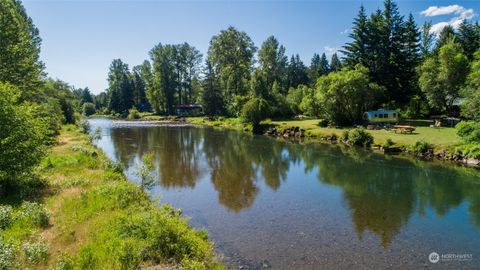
top-left (241, 98), bottom-right (270, 133)
top-left (52, 252), bottom-right (74, 270)
top-left (318, 119), bottom-right (329, 127)
top-left (22, 239), bottom-right (48, 264)
top-left (0, 240), bottom-right (16, 270)
top-left (346, 128), bottom-right (374, 147)
top-left (17, 202), bottom-right (49, 228)
top-left (456, 121), bottom-right (480, 143)
top-left (341, 130), bottom-right (349, 141)
top-left (127, 107), bottom-right (141, 120)
top-left (82, 102), bottom-right (96, 116)
top-left (0, 206), bottom-right (13, 230)
top-left (409, 140), bottom-right (432, 154)
top-left (382, 138), bottom-right (395, 148)
top-left (0, 83), bottom-right (47, 193)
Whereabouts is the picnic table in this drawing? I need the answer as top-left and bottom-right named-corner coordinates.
top-left (391, 125), bottom-right (416, 134)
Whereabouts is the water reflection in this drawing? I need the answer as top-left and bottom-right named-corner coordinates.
top-left (92, 119), bottom-right (480, 249)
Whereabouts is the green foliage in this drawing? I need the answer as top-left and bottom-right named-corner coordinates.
top-left (208, 26), bottom-right (256, 115)
top-left (299, 87), bottom-right (320, 117)
top-left (456, 121), bottom-right (480, 143)
top-left (345, 128), bottom-right (374, 147)
top-left (418, 40), bottom-right (469, 114)
top-left (315, 65), bottom-right (383, 125)
top-left (17, 202), bottom-right (49, 228)
top-left (317, 119), bottom-right (329, 127)
top-left (136, 152), bottom-right (156, 190)
top-left (0, 239), bottom-right (16, 270)
top-left (409, 140), bottom-right (432, 154)
top-left (148, 43), bottom-right (202, 115)
top-left (342, 2), bottom-right (420, 106)
top-left (0, 83), bottom-right (47, 192)
top-left (52, 252), bottom-right (74, 270)
top-left (107, 59), bottom-right (133, 116)
top-left (0, 0), bottom-right (44, 101)
top-left (286, 85), bottom-right (308, 115)
top-left (0, 206), bottom-right (13, 230)
top-left (382, 138), bottom-right (395, 148)
top-left (241, 98), bottom-right (271, 130)
top-left (21, 238), bottom-right (48, 264)
top-left (461, 50), bottom-right (480, 121)
top-left (127, 107), bottom-right (140, 120)
top-left (82, 102), bottom-right (96, 116)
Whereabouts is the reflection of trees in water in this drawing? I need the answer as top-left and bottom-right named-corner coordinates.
top-left (111, 127), bottom-right (202, 188)
top-left (305, 144), bottom-right (480, 247)
top-left (108, 125), bottom-right (480, 243)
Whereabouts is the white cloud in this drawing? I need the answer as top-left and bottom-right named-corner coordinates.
top-left (323, 46), bottom-right (340, 56)
top-left (340, 28), bottom-right (351, 35)
top-left (420, 5), bottom-right (475, 34)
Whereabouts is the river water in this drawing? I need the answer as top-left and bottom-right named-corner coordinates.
top-left (89, 118), bottom-right (480, 269)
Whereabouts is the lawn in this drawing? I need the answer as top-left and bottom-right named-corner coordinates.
top-left (269, 119), bottom-right (462, 147)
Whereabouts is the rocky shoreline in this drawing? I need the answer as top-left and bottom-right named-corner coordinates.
top-left (264, 126), bottom-right (480, 168)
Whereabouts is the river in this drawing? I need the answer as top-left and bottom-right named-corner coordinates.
top-left (89, 118), bottom-right (480, 270)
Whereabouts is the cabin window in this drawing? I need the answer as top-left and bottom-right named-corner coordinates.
top-left (374, 114), bottom-right (377, 118)
top-left (393, 113), bottom-right (396, 117)
top-left (384, 114), bottom-right (388, 118)
top-left (379, 114), bottom-right (383, 118)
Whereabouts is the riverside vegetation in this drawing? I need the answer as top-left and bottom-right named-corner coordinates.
top-left (85, 0), bottom-right (479, 163)
top-left (0, 124), bottom-right (224, 270)
top-left (0, 0), bottom-right (223, 269)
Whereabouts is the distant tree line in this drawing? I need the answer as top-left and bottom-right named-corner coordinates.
top-left (94, 0), bottom-right (480, 129)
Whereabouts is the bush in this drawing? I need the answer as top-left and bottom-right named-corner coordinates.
top-left (456, 121), bottom-right (480, 143)
top-left (0, 240), bottom-right (16, 270)
top-left (346, 128), bottom-right (374, 147)
top-left (17, 202), bottom-right (49, 228)
top-left (52, 252), bottom-right (74, 270)
top-left (0, 205), bottom-right (13, 230)
top-left (22, 239), bottom-right (48, 264)
top-left (382, 138), bottom-right (395, 148)
top-left (0, 83), bottom-right (47, 193)
top-left (409, 140), bottom-right (432, 154)
top-left (82, 102), bottom-right (96, 116)
top-left (318, 119), bottom-right (329, 127)
top-left (241, 98), bottom-right (270, 133)
top-left (127, 107), bottom-right (141, 120)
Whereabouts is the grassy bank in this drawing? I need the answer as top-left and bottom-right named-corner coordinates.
top-left (0, 125), bottom-right (224, 270)
top-left (185, 116), bottom-right (461, 148)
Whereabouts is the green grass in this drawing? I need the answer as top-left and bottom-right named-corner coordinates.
top-left (0, 125), bottom-right (224, 270)
top-left (268, 118), bottom-right (462, 148)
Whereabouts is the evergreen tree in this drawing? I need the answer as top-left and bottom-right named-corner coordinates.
top-left (308, 53), bottom-right (321, 83)
top-left (342, 5), bottom-right (369, 67)
top-left (435, 25), bottom-right (456, 51)
top-left (342, 0), bottom-right (420, 106)
top-left (286, 54), bottom-right (309, 89)
top-left (420, 21), bottom-right (435, 58)
top-left (330, 53), bottom-right (342, 72)
top-left (0, 0), bottom-right (45, 101)
top-left (457, 20), bottom-right (480, 60)
top-left (319, 53), bottom-right (330, 76)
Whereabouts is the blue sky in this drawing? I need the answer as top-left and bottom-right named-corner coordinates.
top-left (23, 0), bottom-right (479, 94)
